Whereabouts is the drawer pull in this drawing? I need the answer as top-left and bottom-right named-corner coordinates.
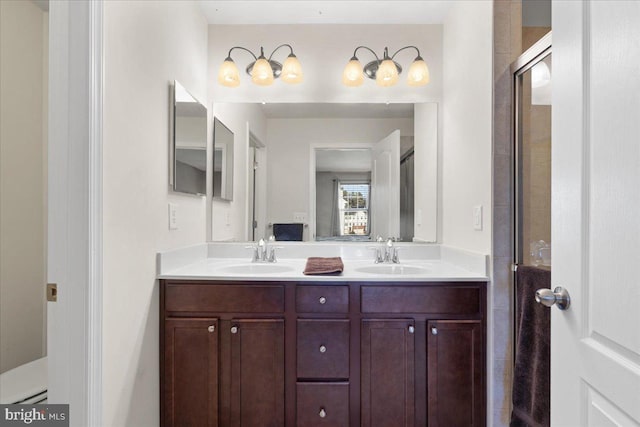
top-left (319, 408), bottom-right (327, 418)
top-left (408, 325), bottom-right (415, 334)
top-left (431, 326), bottom-right (438, 335)
top-left (231, 326), bottom-right (238, 334)
top-left (319, 296), bottom-right (327, 305)
top-left (319, 345), bottom-right (327, 353)
top-left (208, 325), bottom-right (215, 333)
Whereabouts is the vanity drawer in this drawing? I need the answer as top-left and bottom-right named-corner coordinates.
top-left (165, 283), bottom-right (284, 313)
top-left (296, 382), bottom-right (349, 427)
top-left (297, 320), bottom-right (350, 379)
top-left (296, 286), bottom-right (349, 313)
top-left (361, 285), bottom-right (481, 315)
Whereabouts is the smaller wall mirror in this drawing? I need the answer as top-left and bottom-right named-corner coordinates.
top-left (173, 80), bottom-right (207, 196)
top-left (213, 117), bottom-right (234, 201)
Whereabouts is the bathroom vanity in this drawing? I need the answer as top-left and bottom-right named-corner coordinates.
top-left (158, 244), bottom-right (488, 427)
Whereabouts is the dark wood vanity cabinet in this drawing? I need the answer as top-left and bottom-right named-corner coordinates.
top-left (160, 280), bottom-right (486, 427)
top-left (361, 319), bottom-right (415, 427)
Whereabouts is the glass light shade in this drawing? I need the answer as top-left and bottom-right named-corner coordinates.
top-left (342, 59), bottom-right (364, 87)
top-left (407, 59), bottom-right (430, 86)
top-left (251, 58), bottom-right (274, 86)
top-left (375, 59), bottom-right (399, 87)
top-left (281, 55), bottom-right (303, 84)
top-left (218, 59), bottom-right (240, 87)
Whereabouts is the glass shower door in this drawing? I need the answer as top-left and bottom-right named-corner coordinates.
top-left (515, 48), bottom-right (552, 267)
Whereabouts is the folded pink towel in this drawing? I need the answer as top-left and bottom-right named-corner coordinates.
top-left (303, 257), bottom-right (344, 275)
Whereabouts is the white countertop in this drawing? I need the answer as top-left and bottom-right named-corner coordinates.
top-left (157, 243), bottom-right (489, 282)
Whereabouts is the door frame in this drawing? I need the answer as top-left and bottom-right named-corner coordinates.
top-left (48, 0), bottom-right (103, 424)
top-left (309, 142), bottom-right (375, 241)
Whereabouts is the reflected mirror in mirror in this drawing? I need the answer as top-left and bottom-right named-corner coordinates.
top-left (173, 80), bottom-right (207, 196)
top-left (315, 149), bottom-right (372, 241)
top-left (213, 117), bottom-right (234, 201)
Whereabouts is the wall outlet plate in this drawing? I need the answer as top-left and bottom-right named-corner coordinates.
top-left (473, 205), bottom-right (483, 231)
top-left (293, 212), bottom-right (307, 223)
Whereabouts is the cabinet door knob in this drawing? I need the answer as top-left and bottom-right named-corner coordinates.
top-left (319, 345), bottom-right (327, 353)
top-left (231, 326), bottom-right (238, 334)
top-left (208, 325), bottom-right (215, 333)
top-left (408, 325), bottom-right (415, 334)
top-left (319, 296), bottom-right (327, 305)
top-left (319, 408), bottom-right (327, 418)
top-left (431, 326), bottom-right (438, 335)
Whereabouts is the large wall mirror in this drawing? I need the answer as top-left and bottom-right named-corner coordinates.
top-left (213, 117), bottom-right (234, 201)
top-left (212, 102), bottom-right (438, 243)
top-left (172, 80), bottom-right (207, 196)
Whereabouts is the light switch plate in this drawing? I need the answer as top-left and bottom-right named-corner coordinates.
top-left (473, 205), bottom-right (483, 231)
top-left (168, 203), bottom-right (178, 230)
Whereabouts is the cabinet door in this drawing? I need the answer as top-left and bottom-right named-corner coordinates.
top-left (427, 320), bottom-right (484, 427)
top-left (361, 319), bottom-right (415, 427)
top-left (163, 318), bottom-right (218, 427)
top-left (229, 319), bottom-right (285, 427)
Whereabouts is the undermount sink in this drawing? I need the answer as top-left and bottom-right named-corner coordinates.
top-left (355, 264), bottom-right (431, 275)
top-left (218, 263), bottom-right (296, 275)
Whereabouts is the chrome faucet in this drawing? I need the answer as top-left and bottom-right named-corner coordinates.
top-left (384, 238), bottom-right (400, 264)
top-left (372, 237), bottom-right (400, 264)
top-left (247, 237), bottom-right (278, 263)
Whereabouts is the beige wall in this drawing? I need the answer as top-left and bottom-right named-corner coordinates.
top-left (0, 0), bottom-right (48, 374)
top-left (102, 1), bottom-right (209, 425)
top-left (522, 26), bottom-right (551, 52)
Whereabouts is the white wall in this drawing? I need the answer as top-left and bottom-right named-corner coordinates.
top-left (0, 0), bottom-right (48, 374)
top-left (266, 118), bottom-right (413, 240)
top-left (210, 103), bottom-right (267, 241)
top-left (208, 24), bottom-right (442, 104)
top-left (102, 1), bottom-right (208, 425)
top-left (441, 1), bottom-right (493, 253)
top-left (414, 103), bottom-right (438, 242)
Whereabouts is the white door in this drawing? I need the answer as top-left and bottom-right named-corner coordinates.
top-left (552, 1), bottom-right (640, 425)
top-left (371, 130), bottom-right (400, 239)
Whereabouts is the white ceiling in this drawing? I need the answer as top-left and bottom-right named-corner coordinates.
top-left (198, 1), bottom-right (453, 25)
top-left (261, 102), bottom-right (414, 119)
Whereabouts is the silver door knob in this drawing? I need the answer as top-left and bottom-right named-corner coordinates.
top-left (208, 325), bottom-right (215, 333)
top-left (319, 296), bottom-right (327, 305)
top-left (431, 326), bottom-right (438, 335)
top-left (231, 326), bottom-right (238, 334)
top-left (319, 345), bottom-right (327, 353)
top-left (319, 408), bottom-right (327, 418)
top-left (535, 286), bottom-right (571, 310)
top-left (408, 325), bottom-right (415, 334)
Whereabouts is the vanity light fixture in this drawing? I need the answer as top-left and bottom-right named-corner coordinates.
top-left (342, 46), bottom-right (430, 87)
top-left (218, 44), bottom-right (303, 87)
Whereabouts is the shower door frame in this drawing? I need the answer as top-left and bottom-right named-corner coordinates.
top-left (511, 32), bottom-right (552, 352)
top-left (512, 31), bottom-right (552, 267)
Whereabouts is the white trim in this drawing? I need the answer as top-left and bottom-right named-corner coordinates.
top-left (87, 0), bottom-right (104, 425)
top-left (48, 0), bottom-right (103, 425)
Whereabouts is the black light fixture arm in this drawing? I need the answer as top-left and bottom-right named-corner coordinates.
top-left (268, 44), bottom-right (296, 60)
top-left (225, 46), bottom-right (258, 61)
top-left (390, 45), bottom-right (422, 60)
top-left (351, 46), bottom-right (381, 61)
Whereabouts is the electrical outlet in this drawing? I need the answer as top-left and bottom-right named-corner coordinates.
top-left (473, 205), bottom-right (483, 231)
top-left (168, 203), bottom-right (178, 230)
top-left (293, 212), bottom-right (307, 223)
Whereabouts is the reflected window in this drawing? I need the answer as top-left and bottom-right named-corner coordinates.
top-left (339, 183), bottom-right (370, 236)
